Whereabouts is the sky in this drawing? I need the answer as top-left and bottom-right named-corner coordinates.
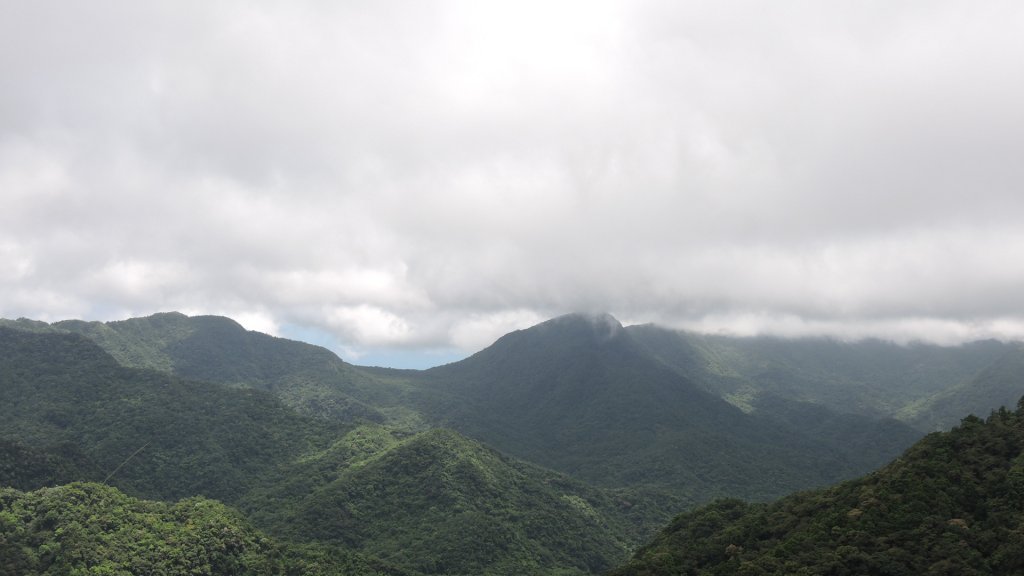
top-left (2, 1), bottom-right (1024, 367)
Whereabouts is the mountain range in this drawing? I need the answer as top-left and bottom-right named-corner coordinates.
top-left (390, 313), bottom-right (921, 500)
top-left (610, 401), bottom-right (1024, 575)
top-left (2, 311), bottom-right (1023, 575)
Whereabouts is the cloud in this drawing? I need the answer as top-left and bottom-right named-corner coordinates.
top-left (449, 309), bottom-right (548, 351)
top-left (2, 1), bottom-right (1024, 363)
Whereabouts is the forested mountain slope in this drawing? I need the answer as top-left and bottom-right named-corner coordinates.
top-left (0, 438), bottom-right (102, 491)
top-left (11, 311), bottom-right (929, 506)
top-left (627, 324), bottom-right (1011, 428)
top-left (610, 400), bottom-right (1024, 576)
top-left (0, 326), bottom-right (669, 575)
top-left (13, 312), bottom-right (1019, 439)
top-left (0, 482), bottom-right (409, 576)
top-left (406, 314), bottom-right (920, 502)
top-left (40, 312), bottom-right (390, 423)
top-left (0, 327), bottom-right (346, 502)
top-left (244, 425), bottom-right (677, 576)
top-left (902, 343), bottom-right (1024, 431)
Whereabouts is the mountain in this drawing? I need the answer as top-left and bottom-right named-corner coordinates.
top-left (0, 482), bottom-right (409, 576)
top-left (401, 313), bottom-right (920, 502)
top-left (609, 399), bottom-right (1024, 576)
top-left (0, 439), bottom-right (102, 491)
top-left (9, 310), bottom-right (1023, 573)
top-left (0, 326), bottom-right (672, 575)
top-left (902, 343), bottom-right (1024, 431)
top-left (244, 425), bottom-right (678, 576)
top-left (40, 312), bottom-right (390, 423)
top-left (12, 312), bottom-right (1018, 437)
top-left (627, 324), bottom-right (1011, 426)
top-left (0, 326), bottom-right (347, 502)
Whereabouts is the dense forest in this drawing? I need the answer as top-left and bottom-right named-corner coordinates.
top-left (2, 312), bottom-right (1023, 575)
top-left (402, 314), bottom-right (922, 500)
top-left (0, 482), bottom-right (409, 576)
top-left (610, 401), bottom-right (1024, 575)
top-left (0, 325), bottom-right (670, 575)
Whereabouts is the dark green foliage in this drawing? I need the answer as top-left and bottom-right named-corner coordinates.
top-left (403, 314), bottom-right (917, 503)
top-left (610, 400), bottom-right (1024, 576)
top-left (0, 439), bottom-right (102, 490)
top-left (749, 394), bottom-right (921, 471)
top-left (245, 426), bottom-right (679, 576)
top-left (54, 312), bottom-right (389, 423)
top-left (38, 311), bottom-right (1014, 503)
top-left (0, 482), bottom-right (404, 576)
top-left (0, 327), bottom-right (346, 502)
top-left (628, 324), bottom-right (1010, 426)
top-left (905, 344), bottom-right (1024, 431)
top-left (7, 311), bottom-right (1023, 575)
top-left (0, 326), bottom-right (669, 575)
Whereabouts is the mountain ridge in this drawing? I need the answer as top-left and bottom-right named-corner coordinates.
top-left (3, 313), bottom-right (391, 424)
top-left (610, 398), bottom-right (1024, 575)
top-left (404, 313), bottom-right (921, 503)
top-left (0, 325), bottom-right (674, 575)
top-left (4, 310), bottom-right (1024, 574)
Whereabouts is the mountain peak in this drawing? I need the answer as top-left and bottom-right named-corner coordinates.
top-left (536, 312), bottom-right (624, 342)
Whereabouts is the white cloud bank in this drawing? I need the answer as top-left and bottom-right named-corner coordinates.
top-left (2, 1), bottom-right (1024, 365)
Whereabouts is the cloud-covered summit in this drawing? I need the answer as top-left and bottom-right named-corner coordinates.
top-left (3, 1), bottom-right (1024, 366)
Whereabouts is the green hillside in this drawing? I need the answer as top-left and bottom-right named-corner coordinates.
top-left (405, 314), bottom-right (919, 502)
top-left (52, 312), bottom-right (391, 423)
top-left (0, 326), bottom-right (670, 575)
top-left (0, 327), bottom-right (346, 502)
top-left (246, 426), bottom-right (677, 576)
top-left (7, 311), bottom-right (1023, 574)
top-left (628, 324), bottom-right (1010, 425)
top-left (0, 482), bottom-right (407, 576)
top-left (902, 344), bottom-right (1024, 431)
top-left (19, 311), bottom-right (926, 505)
top-left (610, 399), bottom-right (1024, 576)
top-left (0, 439), bottom-right (103, 491)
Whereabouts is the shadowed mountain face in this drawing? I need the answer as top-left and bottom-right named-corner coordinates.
top-left (628, 323), bottom-right (1024, 439)
top-left (626, 323), bottom-right (1012, 426)
top-left (902, 343), bottom-right (1024, 432)
top-left (3, 310), bottom-right (1023, 574)
top-left (409, 314), bottom-right (921, 502)
top-left (5, 308), bottom-right (1024, 576)
top-left (0, 326), bottom-right (673, 576)
top-left (6, 311), bottom-right (950, 505)
top-left (0, 327), bottom-right (347, 503)
top-left (244, 425), bottom-right (677, 576)
top-left (610, 400), bottom-right (1024, 576)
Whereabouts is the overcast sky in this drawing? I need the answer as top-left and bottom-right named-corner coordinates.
top-left (3, 1), bottom-right (1024, 367)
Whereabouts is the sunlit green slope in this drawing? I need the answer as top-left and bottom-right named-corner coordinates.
top-left (0, 482), bottom-right (408, 576)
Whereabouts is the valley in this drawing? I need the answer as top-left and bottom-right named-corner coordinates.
top-left (1, 312), bottom-right (1022, 575)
